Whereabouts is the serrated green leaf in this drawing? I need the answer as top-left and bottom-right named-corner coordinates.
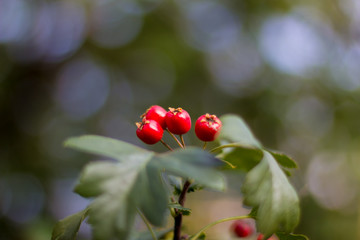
top-left (215, 115), bottom-right (298, 173)
top-left (276, 232), bottom-right (309, 240)
top-left (242, 151), bottom-right (300, 236)
top-left (51, 208), bottom-right (89, 240)
top-left (155, 148), bottom-right (226, 191)
top-left (65, 135), bottom-right (150, 162)
top-left (268, 151), bottom-right (298, 169)
top-left (218, 145), bottom-right (263, 171)
top-left (168, 203), bottom-right (192, 215)
top-left (218, 114), bottom-right (262, 148)
top-left (66, 135), bottom-right (225, 240)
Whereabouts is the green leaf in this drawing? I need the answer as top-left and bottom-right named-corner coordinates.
top-left (168, 203), bottom-right (192, 216)
top-left (242, 151), bottom-right (300, 236)
top-left (130, 228), bottom-right (173, 240)
top-left (217, 145), bottom-right (263, 171)
top-left (218, 114), bottom-right (262, 148)
top-left (268, 151), bottom-right (298, 169)
top-left (276, 232), bottom-right (309, 240)
top-left (65, 135), bottom-right (150, 162)
top-left (215, 115), bottom-right (298, 175)
top-left (51, 208), bottom-right (89, 240)
top-left (155, 148), bottom-right (225, 191)
top-left (66, 135), bottom-right (225, 240)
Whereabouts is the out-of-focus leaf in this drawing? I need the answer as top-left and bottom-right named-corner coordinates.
top-left (242, 151), bottom-right (300, 236)
top-left (248, 207), bottom-right (258, 219)
top-left (51, 208), bottom-right (89, 240)
top-left (66, 135), bottom-right (225, 240)
top-left (155, 148), bottom-right (225, 191)
top-left (65, 135), bottom-right (150, 162)
top-left (130, 228), bottom-right (173, 240)
top-left (276, 232), bottom-right (309, 240)
top-left (268, 150), bottom-right (298, 169)
top-left (218, 145), bottom-right (263, 171)
top-left (218, 114), bottom-right (262, 148)
top-left (215, 115), bottom-right (298, 178)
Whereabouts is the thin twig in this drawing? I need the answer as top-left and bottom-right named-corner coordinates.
top-left (137, 209), bottom-right (157, 240)
top-left (202, 142), bottom-right (207, 150)
top-left (166, 129), bottom-right (184, 148)
top-left (189, 215), bottom-right (252, 240)
top-left (173, 180), bottom-right (192, 240)
top-left (180, 135), bottom-right (186, 148)
top-left (160, 139), bottom-right (173, 151)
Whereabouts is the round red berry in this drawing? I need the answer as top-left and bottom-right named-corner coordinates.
top-left (136, 119), bottom-right (163, 144)
top-left (257, 234), bottom-right (265, 240)
top-left (232, 220), bottom-right (253, 238)
top-left (257, 234), bottom-right (277, 240)
top-left (165, 107), bottom-right (191, 135)
top-left (141, 105), bottom-right (167, 129)
top-left (195, 114), bottom-right (222, 142)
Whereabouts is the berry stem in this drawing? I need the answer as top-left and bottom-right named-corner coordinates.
top-left (166, 129), bottom-right (184, 148)
top-left (137, 209), bottom-right (157, 240)
top-left (160, 139), bottom-right (173, 151)
top-left (189, 215), bottom-right (252, 240)
top-left (173, 180), bottom-right (192, 240)
top-left (180, 135), bottom-right (186, 148)
top-left (202, 142), bottom-right (207, 150)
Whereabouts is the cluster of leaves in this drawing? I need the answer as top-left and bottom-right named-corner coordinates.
top-left (52, 114), bottom-right (307, 240)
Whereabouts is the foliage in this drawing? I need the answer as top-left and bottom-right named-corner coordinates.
top-left (52, 115), bottom-right (305, 240)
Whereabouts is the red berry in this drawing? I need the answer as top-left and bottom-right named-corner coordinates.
top-left (232, 220), bottom-right (253, 238)
top-left (257, 234), bottom-right (265, 240)
top-left (257, 234), bottom-right (277, 240)
top-left (195, 114), bottom-right (222, 142)
top-left (165, 107), bottom-right (191, 135)
top-left (141, 105), bottom-right (167, 129)
top-left (136, 119), bottom-right (163, 144)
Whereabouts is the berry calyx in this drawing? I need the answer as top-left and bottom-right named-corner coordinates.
top-left (165, 107), bottom-right (191, 135)
top-left (141, 105), bottom-right (167, 129)
top-left (136, 119), bottom-right (164, 145)
top-left (195, 113), bottom-right (222, 142)
top-left (232, 220), bottom-right (254, 238)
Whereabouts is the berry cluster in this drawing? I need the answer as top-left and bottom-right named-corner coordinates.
top-left (136, 105), bottom-right (222, 148)
top-left (231, 220), bottom-right (278, 239)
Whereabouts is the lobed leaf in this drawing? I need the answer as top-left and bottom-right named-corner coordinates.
top-left (268, 150), bottom-right (298, 169)
top-left (65, 135), bottom-right (225, 240)
top-left (242, 151), bottom-right (300, 236)
top-left (218, 114), bottom-right (262, 148)
top-left (276, 232), bottom-right (309, 240)
top-left (65, 135), bottom-right (150, 162)
top-left (155, 148), bottom-right (225, 191)
top-left (51, 208), bottom-right (89, 240)
top-left (217, 145), bottom-right (263, 171)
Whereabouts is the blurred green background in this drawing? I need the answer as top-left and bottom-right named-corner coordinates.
top-left (1, 0), bottom-right (360, 239)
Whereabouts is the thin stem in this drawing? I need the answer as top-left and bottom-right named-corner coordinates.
top-left (160, 139), bottom-right (173, 151)
top-left (180, 135), bottom-right (186, 148)
top-left (189, 215), bottom-right (252, 240)
top-left (202, 142), bottom-right (207, 150)
top-left (166, 129), bottom-right (184, 148)
top-left (209, 143), bottom-right (258, 153)
top-left (173, 180), bottom-right (192, 240)
top-left (219, 159), bottom-right (236, 169)
top-left (137, 209), bottom-right (157, 240)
